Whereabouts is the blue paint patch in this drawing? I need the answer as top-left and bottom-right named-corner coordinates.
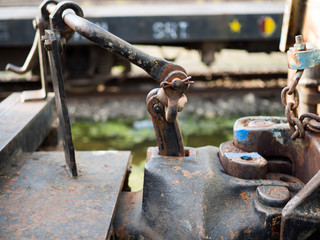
top-left (225, 152), bottom-right (262, 159)
top-left (234, 129), bottom-right (249, 142)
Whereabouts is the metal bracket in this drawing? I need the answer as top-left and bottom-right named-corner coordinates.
top-left (43, 29), bottom-right (78, 176)
top-left (146, 88), bottom-right (185, 157)
top-left (42, 1), bottom-right (85, 177)
top-left (146, 67), bottom-right (192, 157)
top-left (49, 1), bottom-right (83, 42)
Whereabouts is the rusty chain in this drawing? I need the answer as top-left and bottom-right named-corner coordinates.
top-left (281, 69), bottom-right (320, 140)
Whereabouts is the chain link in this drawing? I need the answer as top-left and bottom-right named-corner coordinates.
top-left (281, 69), bottom-right (320, 140)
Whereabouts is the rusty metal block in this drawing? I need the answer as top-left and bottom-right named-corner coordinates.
top-left (219, 141), bottom-right (267, 179)
top-left (0, 92), bottom-right (55, 170)
top-left (0, 151), bottom-right (131, 239)
top-left (113, 146), bottom-right (304, 239)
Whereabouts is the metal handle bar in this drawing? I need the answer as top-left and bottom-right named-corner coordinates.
top-left (5, 31), bottom-right (39, 74)
top-left (46, 2), bottom-right (176, 82)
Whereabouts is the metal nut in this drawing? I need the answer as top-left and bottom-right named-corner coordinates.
top-left (43, 40), bottom-right (52, 51)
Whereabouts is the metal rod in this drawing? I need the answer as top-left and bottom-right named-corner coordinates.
top-left (5, 31), bottom-right (39, 74)
top-left (46, 3), bottom-right (169, 82)
top-left (45, 29), bottom-right (78, 177)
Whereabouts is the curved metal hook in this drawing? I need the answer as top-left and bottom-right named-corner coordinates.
top-left (49, 1), bottom-right (84, 41)
top-left (5, 31), bottom-right (39, 74)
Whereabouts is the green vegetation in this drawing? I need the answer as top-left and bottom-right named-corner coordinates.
top-left (72, 117), bottom-right (237, 191)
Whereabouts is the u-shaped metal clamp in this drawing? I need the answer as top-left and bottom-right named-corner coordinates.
top-left (49, 1), bottom-right (84, 41)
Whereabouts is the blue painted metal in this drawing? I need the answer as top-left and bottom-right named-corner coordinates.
top-left (288, 47), bottom-right (320, 70)
top-left (234, 129), bottom-right (249, 142)
top-left (225, 152), bottom-right (261, 159)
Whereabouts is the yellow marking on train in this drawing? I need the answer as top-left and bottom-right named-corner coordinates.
top-left (264, 17), bottom-right (276, 36)
top-left (229, 19), bottom-right (241, 33)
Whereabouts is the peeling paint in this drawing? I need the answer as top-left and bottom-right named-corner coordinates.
top-left (234, 129), bottom-right (249, 142)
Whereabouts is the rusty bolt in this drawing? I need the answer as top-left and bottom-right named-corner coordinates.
top-left (257, 186), bottom-right (290, 207)
top-left (171, 79), bottom-right (183, 90)
top-left (43, 39), bottom-right (52, 51)
top-left (153, 103), bottom-right (163, 114)
top-left (294, 35), bottom-right (306, 51)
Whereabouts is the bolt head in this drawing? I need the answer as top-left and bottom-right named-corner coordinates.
top-left (257, 185), bottom-right (290, 207)
top-left (153, 104), bottom-right (163, 114)
top-left (171, 79), bottom-right (183, 89)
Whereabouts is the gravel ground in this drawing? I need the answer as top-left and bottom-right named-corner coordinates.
top-left (68, 48), bottom-right (287, 122)
top-left (68, 91), bottom-right (284, 122)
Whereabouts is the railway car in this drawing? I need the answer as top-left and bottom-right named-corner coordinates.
top-left (0, 0), bottom-right (285, 87)
top-left (2, 1), bottom-right (320, 239)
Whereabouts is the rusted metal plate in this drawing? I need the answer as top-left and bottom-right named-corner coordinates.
top-left (0, 92), bottom-right (55, 170)
top-left (0, 150), bottom-right (131, 239)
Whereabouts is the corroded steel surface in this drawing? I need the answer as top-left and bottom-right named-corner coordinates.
top-left (281, 166), bottom-right (320, 239)
top-left (114, 146), bottom-right (304, 239)
top-left (0, 151), bottom-right (131, 239)
top-left (0, 93), bottom-right (55, 170)
top-left (233, 116), bottom-right (320, 183)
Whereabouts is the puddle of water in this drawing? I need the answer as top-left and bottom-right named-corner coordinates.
top-left (72, 117), bottom-right (236, 191)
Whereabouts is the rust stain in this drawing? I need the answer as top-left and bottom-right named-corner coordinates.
top-left (230, 230), bottom-right (236, 239)
top-left (240, 192), bottom-right (247, 200)
top-left (240, 192), bottom-right (249, 205)
top-left (244, 229), bottom-right (252, 234)
top-left (220, 236), bottom-right (224, 240)
top-left (171, 180), bottom-right (180, 184)
top-left (181, 169), bottom-right (204, 178)
top-left (172, 166), bottom-right (181, 173)
top-left (181, 169), bottom-right (192, 178)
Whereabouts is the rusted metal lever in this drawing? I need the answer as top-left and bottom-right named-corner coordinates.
top-left (5, 0), bottom-right (78, 176)
top-left (146, 69), bottom-right (193, 157)
top-left (6, 17), bottom-right (48, 101)
top-left (45, 1), bottom-right (193, 157)
top-left (46, 1), bottom-right (184, 83)
top-left (5, 31), bottom-right (39, 75)
top-left (41, 1), bottom-right (82, 177)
